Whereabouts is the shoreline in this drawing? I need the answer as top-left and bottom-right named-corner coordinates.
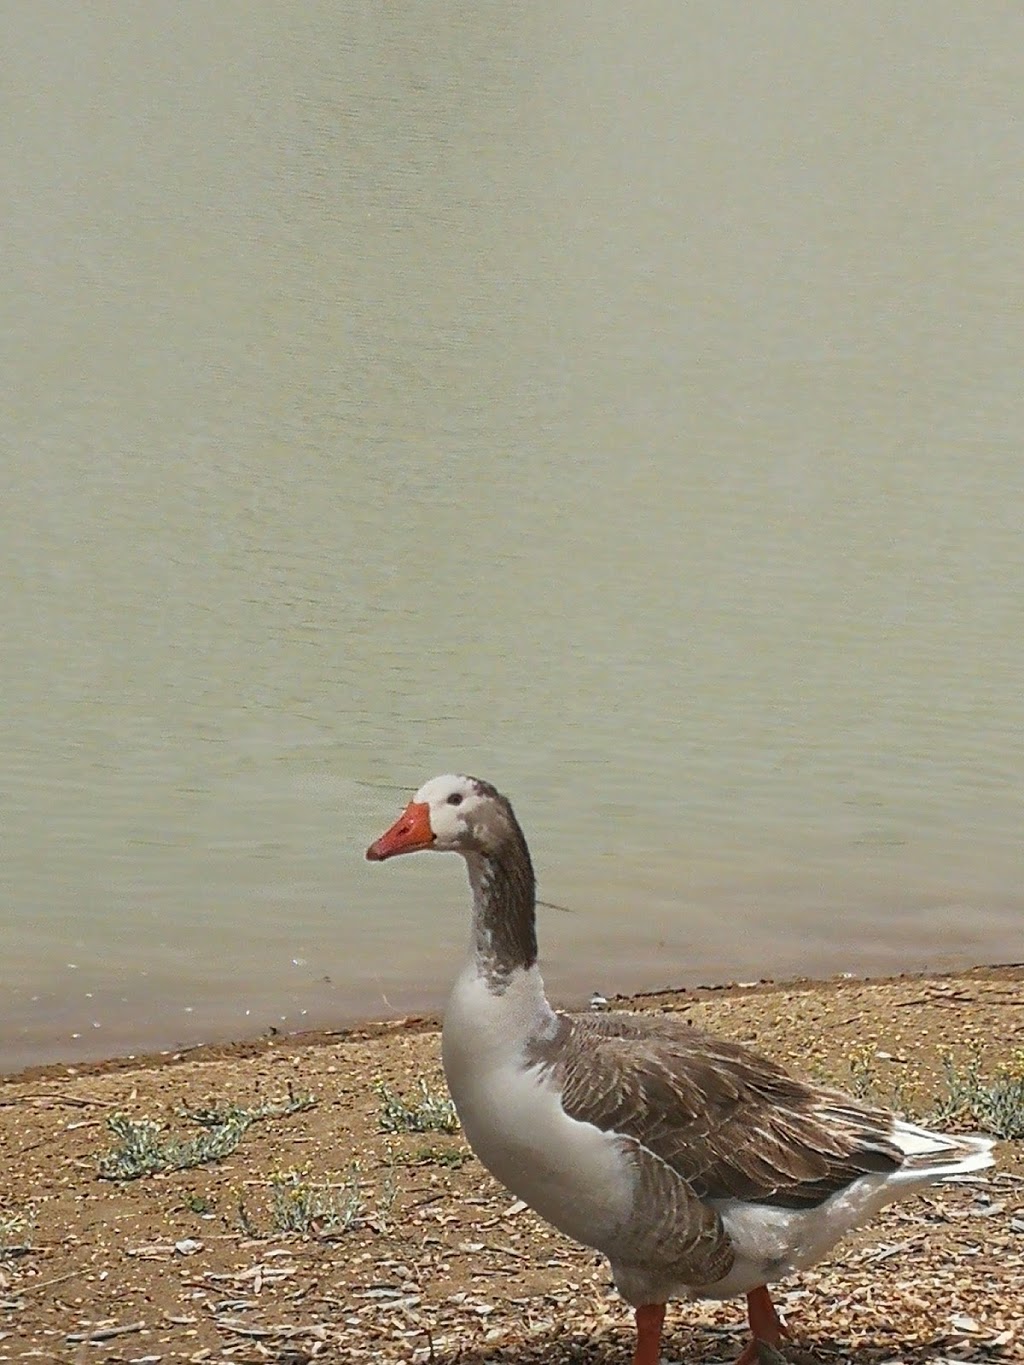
top-left (4, 958), bottom-right (1021, 1087)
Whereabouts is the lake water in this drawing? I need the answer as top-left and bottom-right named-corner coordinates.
top-left (3, 5), bottom-right (1023, 1072)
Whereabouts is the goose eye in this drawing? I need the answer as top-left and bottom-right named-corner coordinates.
top-left (446, 793), bottom-right (463, 807)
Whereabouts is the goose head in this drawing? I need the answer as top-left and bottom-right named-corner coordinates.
top-left (365, 773), bottom-right (518, 862)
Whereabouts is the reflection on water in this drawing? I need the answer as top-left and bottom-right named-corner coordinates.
top-left (2, 6), bottom-right (1023, 1070)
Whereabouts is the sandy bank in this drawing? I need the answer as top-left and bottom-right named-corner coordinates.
top-left (0, 965), bottom-right (1021, 1361)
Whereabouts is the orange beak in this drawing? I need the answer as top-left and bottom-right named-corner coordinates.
top-left (365, 800), bottom-right (435, 861)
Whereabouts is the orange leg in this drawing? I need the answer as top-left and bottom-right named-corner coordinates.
top-left (733, 1285), bottom-right (789, 1365)
top-left (631, 1302), bottom-right (666, 1365)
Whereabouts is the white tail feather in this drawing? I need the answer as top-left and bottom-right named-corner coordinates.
top-left (888, 1119), bottom-right (995, 1184)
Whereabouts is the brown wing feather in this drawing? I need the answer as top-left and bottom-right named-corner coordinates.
top-left (608, 1136), bottom-right (736, 1283)
top-left (543, 1011), bottom-right (903, 1209)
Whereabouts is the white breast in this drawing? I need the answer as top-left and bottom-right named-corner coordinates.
top-left (442, 965), bottom-right (633, 1252)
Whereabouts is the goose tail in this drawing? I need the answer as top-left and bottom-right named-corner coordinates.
top-left (888, 1119), bottom-right (995, 1185)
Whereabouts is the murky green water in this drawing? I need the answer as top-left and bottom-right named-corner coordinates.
top-left (3, 5), bottom-right (1022, 1070)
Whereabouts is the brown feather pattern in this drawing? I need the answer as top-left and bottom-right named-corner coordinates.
top-left (610, 1134), bottom-right (736, 1284)
top-left (530, 1011), bottom-right (904, 1211)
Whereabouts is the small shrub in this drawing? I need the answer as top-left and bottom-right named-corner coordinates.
top-left (376, 1078), bottom-right (459, 1134)
top-left (233, 1161), bottom-right (397, 1238)
top-left (983, 1076), bottom-right (1024, 1139)
top-left (98, 1090), bottom-right (316, 1180)
top-left (269, 1165), bottom-right (363, 1236)
top-left (929, 1055), bottom-right (1024, 1140)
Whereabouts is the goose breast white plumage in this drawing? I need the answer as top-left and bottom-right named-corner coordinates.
top-left (443, 962), bottom-right (636, 1253)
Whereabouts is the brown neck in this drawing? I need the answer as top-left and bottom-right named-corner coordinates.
top-left (465, 833), bottom-right (538, 989)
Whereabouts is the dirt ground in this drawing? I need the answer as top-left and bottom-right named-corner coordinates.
top-left (1, 965), bottom-right (1022, 1364)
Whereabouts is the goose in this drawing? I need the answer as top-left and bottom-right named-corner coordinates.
top-left (366, 775), bottom-right (995, 1365)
